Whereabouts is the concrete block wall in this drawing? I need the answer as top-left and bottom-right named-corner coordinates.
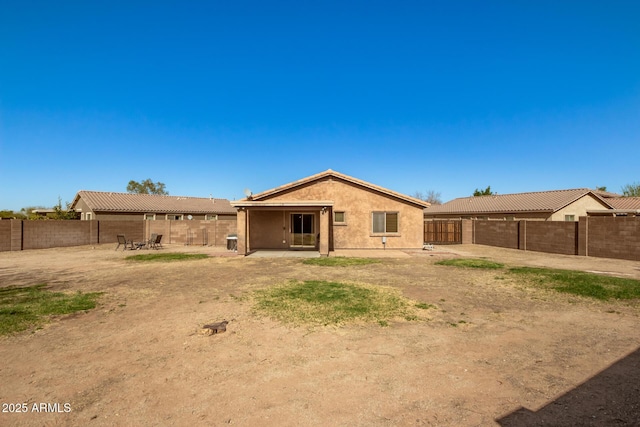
top-left (22, 221), bottom-right (91, 250)
top-left (473, 220), bottom-right (519, 249)
top-left (0, 221), bottom-right (13, 251)
top-left (146, 219), bottom-right (237, 246)
top-left (585, 216), bottom-right (640, 261)
top-left (461, 219), bottom-right (473, 244)
top-left (98, 221), bottom-right (144, 244)
top-left (523, 221), bottom-right (578, 255)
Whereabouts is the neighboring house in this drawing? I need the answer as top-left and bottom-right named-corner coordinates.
top-left (70, 191), bottom-right (236, 221)
top-left (230, 169), bottom-right (429, 256)
top-left (424, 189), bottom-right (614, 221)
top-left (588, 197), bottom-right (640, 216)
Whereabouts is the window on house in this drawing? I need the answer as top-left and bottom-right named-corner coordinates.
top-left (334, 211), bottom-right (346, 224)
top-left (84, 213), bottom-right (92, 221)
top-left (144, 214), bottom-right (156, 220)
top-left (372, 212), bottom-right (399, 233)
top-left (564, 215), bottom-right (576, 222)
top-left (167, 214), bottom-right (183, 220)
top-left (206, 214), bottom-right (218, 221)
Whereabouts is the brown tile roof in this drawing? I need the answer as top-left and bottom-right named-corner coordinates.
top-left (606, 197), bottom-right (640, 210)
top-left (72, 191), bottom-right (236, 214)
top-left (424, 188), bottom-right (613, 215)
top-left (245, 169), bottom-right (430, 208)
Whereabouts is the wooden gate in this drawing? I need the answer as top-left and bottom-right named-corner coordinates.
top-left (424, 220), bottom-right (462, 244)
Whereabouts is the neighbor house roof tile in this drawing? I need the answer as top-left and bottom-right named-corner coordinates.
top-left (72, 191), bottom-right (236, 214)
top-left (424, 189), bottom-right (613, 215)
top-left (606, 197), bottom-right (640, 210)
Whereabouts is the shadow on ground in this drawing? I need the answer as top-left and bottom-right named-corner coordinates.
top-left (497, 347), bottom-right (640, 426)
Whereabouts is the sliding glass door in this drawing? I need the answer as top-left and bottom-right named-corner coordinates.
top-left (290, 213), bottom-right (315, 248)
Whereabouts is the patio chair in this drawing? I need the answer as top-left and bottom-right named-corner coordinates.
top-left (149, 234), bottom-right (163, 250)
top-left (115, 234), bottom-right (134, 251)
top-left (147, 233), bottom-right (157, 249)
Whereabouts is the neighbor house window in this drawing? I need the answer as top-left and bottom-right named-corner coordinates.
top-left (206, 214), bottom-right (218, 221)
top-left (167, 214), bottom-right (183, 220)
top-left (82, 213), bottom-right (92, 220)
top-left (564, 215), bottom-right (575, 222)
top-left (372, 212), bottom-right (398, 233)
top-left (334, 211), bottom-right (346, 224)
top-left (144, 214), bottom-right (156, 220)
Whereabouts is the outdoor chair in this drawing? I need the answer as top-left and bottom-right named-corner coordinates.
top-left (115, 234), bottom-right (134, 251)
top-left (149, 234), bottom-right (163, 250)
top-left (147, 233), bottom-right (157, 249)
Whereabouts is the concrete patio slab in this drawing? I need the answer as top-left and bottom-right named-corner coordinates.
top-left (247, 250), bottom-right (321, 258)
top-left (330, 249), bottom-right (411, 258)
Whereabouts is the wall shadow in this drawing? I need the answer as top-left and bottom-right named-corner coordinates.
top-left (497, 347), bottom-right (640, 426)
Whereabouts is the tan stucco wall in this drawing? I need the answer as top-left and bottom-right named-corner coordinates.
top-left (550, 195), bottom-right (612, 221)
top-left (259, 177), bottom-right (424, 249)
top-left (249, 210), bottom-right (294, 249)
top-left (73, 199), bottom-right (96, 220)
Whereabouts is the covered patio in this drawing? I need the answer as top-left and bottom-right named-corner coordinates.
top-left (232, 201), bottom-right (334, 256)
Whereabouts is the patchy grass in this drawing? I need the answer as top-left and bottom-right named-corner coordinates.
top-left (435, 258), bottom-right (504, 269)
top-left (253, 280), bottom-right (425, 326)
top-left (415, 302), bottom-right (436, 310)
top-left (0, 284), bottom-right (102, 335)
top-left (125, 253), bottom-right (209, 262)
top-left (302, 257), bottom-right (380, 267)
top-left (509, 267), bottom-right (640, 300)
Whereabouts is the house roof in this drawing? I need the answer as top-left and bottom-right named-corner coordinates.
top-left (240, 169), bottom-right (430, 208)
top-left (424, 188), bottom-right (614, 215)
top-left (606, 197), bottom-right (640, 210)
top-left (71, 191), bottom-right (236, 214)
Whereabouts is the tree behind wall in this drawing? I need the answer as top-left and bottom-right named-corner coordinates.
top-left (621, 182), bottom-right (640, 197)
top-left (473, 186), bottom-right (495, 196)
top-left (127, 179), bottom-right (168, 195)
top-left (412, 190), bottom-right (442, 205)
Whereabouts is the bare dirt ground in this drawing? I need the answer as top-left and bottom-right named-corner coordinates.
top-left (1, 244), bottom-right (639, 426)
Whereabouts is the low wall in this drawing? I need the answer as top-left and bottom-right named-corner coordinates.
top-left (473, 221), bottom-right (519, 249)
top-left (0, 219), bottom-right (237, 251)
top-left (472, 217), bottom-right (640, 261)
top-left (582, 216), bottom-right (640, 261)
top-left (146, 220), bottom-right (237, 246)
top-left (521, 221), bottom-right (578, 255)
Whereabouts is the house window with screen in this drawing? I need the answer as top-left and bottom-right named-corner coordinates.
top-left (144, 214), bottom-right (156, 220)
top-left (372, 212), bottom-right (399, 234)
top-left (206, 214), bottom-right (218, 221)
top-left (564, 215), bottom-right (575, 222)
top-left (167, 214), bottom-right (183, 220)
top-left (334, 211), bottom-right (346, 224)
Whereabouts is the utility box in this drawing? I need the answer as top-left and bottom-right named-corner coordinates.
top-left (226, 234), bottom-right (238, 251)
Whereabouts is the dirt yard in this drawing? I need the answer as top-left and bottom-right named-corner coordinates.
top-left (1, 244), bottom-right (639, 426)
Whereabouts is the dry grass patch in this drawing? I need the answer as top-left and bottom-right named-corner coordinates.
top-left (302, 257), bottom-right (380, 267)
top-left (125, 253), bottom-right (209, 262)
top-left (0, 284), bottom-right (102, 335)
top-left (253, 280), bottom-right (432, 327)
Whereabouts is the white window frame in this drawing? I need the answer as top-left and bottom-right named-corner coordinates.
top-left (564, 214), bottom-right (576, 222)
top-left (167, 214), bottom-right (184, 220)
top-left (144, 214), bottom-right (156, 220)
top-left (206, 214), bottom-right (218, 221)
top-left (371, 211), bottom-right (399, 235)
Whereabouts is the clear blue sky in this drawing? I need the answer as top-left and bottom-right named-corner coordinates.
top-left (1, 1), bottom-right (639, 211)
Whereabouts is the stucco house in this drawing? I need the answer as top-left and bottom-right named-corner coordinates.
top-left (230, 170), bottom-right (429, 256)
top-left (588, 197), bottom-right (640, 216)
top-left (70, 191), bottom-right (236, 221)
top-left (424, 189), bottom-right (614, 221)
